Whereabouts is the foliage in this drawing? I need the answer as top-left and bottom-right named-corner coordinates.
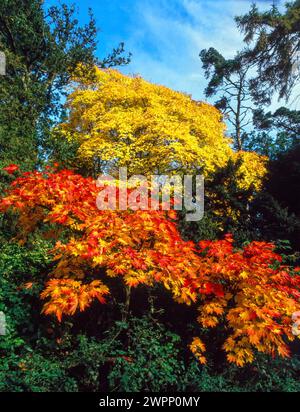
top-left (0, 235), bottom-right (299, 392)
top-left (0, 240), bottom-right (72, 392)
top-left (183, 353), bottom-right (300, 392)
top-left (236, 1), bottom-right (300, 103)
top-left (1, 0), bottom-right (299, 394)
top-left (56, 67), bottom-right (264, 186)
top-left (200, 48), bottom-right (253, 150)
top-left (192, 235), bottom-right (300, 366)
top-left (57, 67), bottom-right (231, 176)
top-left (2, 167), bottom-right (300, 367)
top-left (0, 0), bottom-right (130, 169)
top-left (0, 167), bottom-right (200, 315)
top-left (180, 155), bottom-right (265, 243)
top-left (106, 317), bottom-right (186, 392)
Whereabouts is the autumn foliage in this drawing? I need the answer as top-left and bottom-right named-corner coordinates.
top-left (1, 167), bottom-right (300, 366)
top-left (56, 68), bottom-right (267, 193)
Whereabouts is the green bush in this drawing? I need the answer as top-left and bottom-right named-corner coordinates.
top-left (1, 240), bottom-right (300, 392)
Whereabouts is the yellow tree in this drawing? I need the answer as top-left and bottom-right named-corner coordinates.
top-left (57, 67), bottom-right (266, 188)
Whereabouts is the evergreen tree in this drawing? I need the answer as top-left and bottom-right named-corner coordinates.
top-left (200, 48), bottom-right (254, 150)
top-left (236, 1), bottom-right (300, 103)
top-left (0, 0), bottom-right (130, 169)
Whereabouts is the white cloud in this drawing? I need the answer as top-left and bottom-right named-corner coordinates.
top-left (119, 0), bottom-right (299, 115)
top-left (121, 0), bottom-right (277, 101)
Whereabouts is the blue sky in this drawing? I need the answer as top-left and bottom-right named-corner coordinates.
top-left (44, 0), bottom-right (288, 105)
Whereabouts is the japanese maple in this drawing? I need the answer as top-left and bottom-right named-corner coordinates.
top-left (1, 167), bottom-right (300, 366)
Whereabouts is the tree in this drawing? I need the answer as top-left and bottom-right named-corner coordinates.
top-left (236, 1), bottom-right (300, 103)
top-left (56, 67), bottom-right (268, 229)
top-left (200, 48), bottom-right (254, 150)
top-left (56, 68), bottom-right (266, 196)
top-left (0, 0), bottom-right (130, 169)
top-left (1, 167), bottom-right (300, 367)
top-left (57, 67), bottom-right (232, 176)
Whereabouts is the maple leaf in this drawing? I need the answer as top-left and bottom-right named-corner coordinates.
top-left (23, 282), bottom-right (34, 289)
top-left (190, 337), bottom-right (207, 364)
top-left (2, 164), bottom-right (19, 174)
top-left (2, 169), bottom-right (300, 367)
